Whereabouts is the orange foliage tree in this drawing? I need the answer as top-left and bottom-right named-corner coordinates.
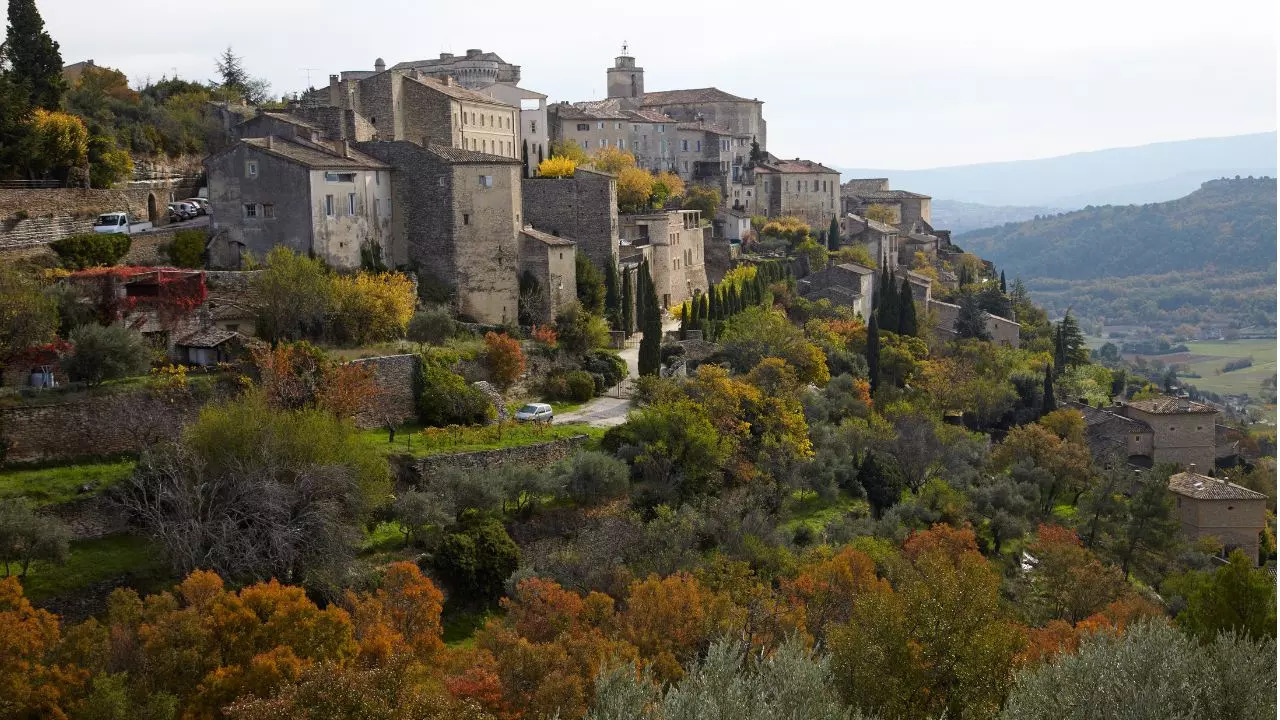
top-left (483, 332), bottom-right (525, 392)
top-left (0, 578), bottom-right (87, 720)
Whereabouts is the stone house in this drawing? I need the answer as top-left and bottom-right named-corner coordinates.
top-left (1069, 400), bottom-right (1156, 466)
top-left (1168, 467), bottom-right (1267, 564)
top-left (798, 263), bottom-right (876, 318)
top-left (1119, 396), bottom-right (1221, 470)
top-left (841, 178), bottom-right (932, 231)
top-left (750, 155), bottom-right (840, 227)
top-left (234, 111), bottom-right (324, 143)
top-left (326, 67), bottom-right (519, 158)
top-left (926, 299), bottom-right (1020, 347)
top-left (479, 82), bottom-right (549, 173)
top-left (518, 226), bottom-right (577, 324)
top-left (522, 167), bottom-right (619, 272)
top-left (355, 141), bottom-right (521, 325)
top-left (619, 209), bottom-right (709, 309)
top-left (842, 213), bottom-right (901, 267)
top-left (638, 86), bottom-right (767, 152)
top-left (204, 135), bottom-right (393, 270)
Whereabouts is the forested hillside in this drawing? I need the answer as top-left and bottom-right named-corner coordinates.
top-left (958, 177), bottom-right (1277, 331)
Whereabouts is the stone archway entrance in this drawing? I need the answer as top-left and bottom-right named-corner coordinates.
top-left (147, 193), bottom-right (158, 223)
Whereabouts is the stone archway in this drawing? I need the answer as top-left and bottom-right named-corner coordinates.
top-left (147, 193), bottom-right (158, 223)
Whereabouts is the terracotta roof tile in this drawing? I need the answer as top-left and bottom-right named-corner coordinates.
top-left (1168, 471), bottom-right (1266, 500)
top-left (641, 87), bottom-right (756, 105)
top-left (242, 137), bottom-right (390, 170)
top-left (1126, 396), bottom-right (1220, 415)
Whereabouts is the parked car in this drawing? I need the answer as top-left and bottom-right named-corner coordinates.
top-left (182, 197), bottom-right (210, 215)
top-left (514, 403), bottom-right (554, 423)
top-left (92, 212), bottom-right (153, 235)
top-left (167, 202), bottom-right (196, 222)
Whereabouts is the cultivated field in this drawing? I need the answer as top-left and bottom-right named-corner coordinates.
top-left (1172, 339), bottom-right (1276, 398)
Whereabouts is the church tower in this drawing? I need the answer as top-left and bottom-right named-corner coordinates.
top-left (606, 43), bottom-right (644, 102)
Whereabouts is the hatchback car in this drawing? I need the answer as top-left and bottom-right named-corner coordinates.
top-left (182, 197), bottom-right (210, 215)
top-left (514, 403), bottom-right (554, 423)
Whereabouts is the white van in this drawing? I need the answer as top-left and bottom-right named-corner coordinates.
top-left (93, 212), bottom-right (152, 235)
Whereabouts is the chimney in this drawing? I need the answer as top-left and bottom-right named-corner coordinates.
top-left (339, 140), bottom-right (350, 158)
top-left (443, 76), bottom-right (454, 87)
top-left (1188, 463), bottom-right (1197, 474)
top-left (266, 135), bottom-right (274, 150)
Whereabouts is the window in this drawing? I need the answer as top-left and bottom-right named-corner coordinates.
top-left (463, 213), bottom-right (470, 225)
top-left (375, 172), bottom-right (381, 185)
top-left (386, 197), bottom-right (392, 217)
top-left (582, 140), bottom-right (589, 149)
top-left (577, 123), bottom-right (589, 131)
top-left (262, 203), bottom-right (275, 218)
top-left (462, 113), bottom-right (467, 125)
top-left (374, 198), bottom-right (380, 217)
top-left (615, 122), bottom-right (623, 129)
top-left (324, 195), bottom-right (334, 216)
top-left (347, 193), bottom-right (357, 215)
top-left (696, 140), bottom-right (702, 152)
top-left (480, 114), bottom-right (485, 127)
top-left (657, 124), bottom-right (665, 133)
top-left (324, 172), bottom-right (357, 183)
top-left (470, 138), bottom-right (477, 150)
top-left (479, 174), bottom-right (493, 188)
top-left (599, 139), bottom-right (607, 148)
top-left (681, 140), bottom-right (689, 151)
top-left (245, 161), bottom-right (258, 178)
top-left (243, 203), bottom-right (258, 218)
top-left (682, 160), bottom-right (689, 171)
top-left (597, 121), bottom-right (604, 129)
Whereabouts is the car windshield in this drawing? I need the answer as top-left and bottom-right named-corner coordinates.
top-left (518, 405), bottom-right (541, 413)
top-left (95, 215), bottom-right (121, 225)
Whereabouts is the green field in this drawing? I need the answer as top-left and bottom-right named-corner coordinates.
top-left (1173, 339), bottom-right (1276, 398)
top-left (18, 534), bottom-right (170, 603)
top-left (359, 421), bottom-right (603, 458)
top-left (0, 459), bottom-right (136, 506)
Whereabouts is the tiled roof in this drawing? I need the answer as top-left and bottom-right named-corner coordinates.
top-left (846, 213), bottom-right (898, 235)
top-left (846, 189), bottom-right (932, 200)
top-left (177, 327), bottom-right (240, 348)
top-left (521, 226), bottom-right (575, 247)
top-left (641, 87), bottom-right (756, 105)
top-left (242, 137), bottom-right (389, 170)
top-left (758, 157), bottom-right (840, 175)
top-left (422, 142), bottom-right (521, 165)
top-left (410, 75), bottom-right (511, 106)
top-left (834, 263), bottom-right (875, 275)
top-left (626, 108), bottom-right (675, 123)
top-left (256, 112), bottom-right (319, 130)
top-left (1126, 396), bottom-right (1220, 415)
top-left (1168, 471), bottom-right (1266, 500)
top-left (393, 51), bottom-right (509, 70)
top-left (676, 121), bottom-right (736, 136)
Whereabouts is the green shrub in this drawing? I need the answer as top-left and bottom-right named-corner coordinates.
top-left (585, 350), bottom-right (627, 388)
top-left (416, 355), bottom-right (493, 427)
top-left (407, 306), bottom-right (459, 345)
top-left (167, 229), bottom-right (207, 268)
top-left (50, 233), bottom-right (131, 270)
top-left (544, 369), bottom-right (597, 402)
top-left (62, 324), bottom-right (151, 385)
top-left (551, 451), bottom-right (629, 506)
top-left (432, 512), bottom-right (519, 600)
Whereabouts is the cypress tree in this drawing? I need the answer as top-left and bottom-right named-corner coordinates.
top-left (828, 214), bottom-right (841, 251)
top-left (521, 139), bottom-right (530, 178)
top-left (866, 311), bottom-right (880, 395)
top-left (5, 0), bottom-right (66, 110)
top-left (859, 452), bottom-right (901, 519)
top-left (729, 285), bottom-right (740, 316)
top-left (604, 257), bottom-right (621, 328)
top-left (1042, 363), bottom-right (1057, 414)
top-left (678, 301), bottom-right (689, 340)
top-left (537, 144), bottom-right (544, 164)
top-left (879, 268), bottom-right (898, 333)
top-left (897, 277), bottom-right (918, 337)
top-left (621, 267), bottom-right (634, 337)
top-left (1000, 270), bottom-right (1007, 294)
top-left (1053, 321), bottom-right (1065, 376)
top-left (710, 285), bottom-right (721, 321)
top-left (638, 260), bottom-right (662, 376)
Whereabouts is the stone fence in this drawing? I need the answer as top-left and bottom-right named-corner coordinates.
top-left (393, 434), bottom-right (592, 488)
top-left (0, 184), bottom-right (198, 253)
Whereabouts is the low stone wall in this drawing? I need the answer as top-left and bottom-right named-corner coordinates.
top-left (0, 184), bottom-right (197, 252)
top-left (394, 434), bottom-right (591, 488)
top-left (351, 354), bottom-right (419, 428)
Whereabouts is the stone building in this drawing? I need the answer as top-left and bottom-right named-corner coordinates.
top-left (639, 87), bottom-right (766, 152)
top-left (354, 141), bottom-right (522, 324)
top-left (842, 213), bottom-right (901, 267)
top-left (479, 82), bottom-right (549, 173)
top-left (927, 299), bottom-right (1020, 347)
top-left (327, 68), bottom-right (519, 158)
top-left (1168, 468), bottom-right (1267, 564)
top-left (234, 111), bottom-right (324, 142)
top-left (204, 135), bottom-right (393, 269)
top-left (1119, 396), bottom-right (1221, 470)
top-left (750, 155), bottom-right (840, 227)
top-left (1069, 401), bottom-right (1156, 465)
top-left (619, 209), bottom-right (709, 309)
top-left (391, 50), bottom-right (521, 90)
top-left (522, 167), bottom-right (619, 271)
top-left (518, 226), bottom-right (577, 324)
top-left (799, 263), bottom-right (876, 319)
top-left (841, 178), bottom-right (932, 231)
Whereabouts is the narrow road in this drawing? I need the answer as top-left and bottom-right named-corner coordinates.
top-left (554, 313), bottom-right (681, 427)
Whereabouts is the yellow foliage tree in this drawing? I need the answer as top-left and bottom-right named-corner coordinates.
top-left (548, 138), bottom-right (589, 165)
top-left (29, 110), bottom-right (89, 180)
top-left (617, 166), bottom-right (656, 213)
top-left (537, 156), bottom-right (576, 179)
top-left (911, 251), bottom-right (939, 284)
top-left (653, 170), bottom-right (686, 205)
top-left (331, 272), bottom-right (417, 345)
top-left (590, 146), bottom-right (636, 174)
top-left (863, 203), bottom-right (896, 225)
top-left (835, 244), bottom-right (876, 268)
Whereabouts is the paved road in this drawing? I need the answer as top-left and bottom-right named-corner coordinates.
top-left (554, 314), bottom-right (680, 427)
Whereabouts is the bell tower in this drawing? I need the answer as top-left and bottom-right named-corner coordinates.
top-left (606, 42), bottom-right (644, 101)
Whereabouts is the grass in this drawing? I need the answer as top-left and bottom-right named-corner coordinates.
top-left (780, 489), bottom-right (867, 535)
top-left (0, 459), bottom-right (136, 506)
top-left (17, 534), bottom-right (170, 603)
top-left (442, 602), bottom-right (501, 648)
top-left (1176, 339), bottom-right (1277, 398)
top-left (360, 421), bottom-right (605, 458)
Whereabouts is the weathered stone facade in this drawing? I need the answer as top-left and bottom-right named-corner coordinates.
top-left (518, 227), bottom-right (577, 324)
top-left (521, 168), bottom-right (619, 271)
top-left (356, 141), bottom-right (521, 324)
top-left (750, 156), bottom-right (840, 226)
top-left (1120, 397), bottom-right (1220, 470)
top-left (927, 299), bottom-right (1020, 348)
top-left (1168, 469), bottom-right (1267, 563)
top-left (619, 210), bottom-right (709, 309)
top-left (799, 263), bottom-right (876, 319)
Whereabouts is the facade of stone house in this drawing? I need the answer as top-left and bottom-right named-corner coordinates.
top-left (204, 136), bottom-right (393, 270)
top-left (843, 214), bottom-right (901, 267)
top-left (750, 155), bottom-right (840, 227)
top-left (798, 262), bottom-right (876, 319)
top-left (639, 87), bottom-right (767, 152)
top-left (1069, 401), bottom-right (1156, 465)
top-left (518, 226), bottom-right (577, 324)
top-left (234, 111), bottom-right (324, 142)
top-left (1168, 468), bottom-right (1267, 564)
top-left (619, 209), bottom-right (708, 309)
top-left (1119, 397), bottom-right (1221, 470)
top-left (926, 299), bottom-right (1021, 348)
top-left (841, 179), bottom-right (932, 231)
top-left (355, 141), bottom-right (521, 324)
top-left (327, 68), bottom-right (518, 158)
top-left (479, 82), bottom-right (549, 172)
top-left (521, 168), bottom-right (619, 272)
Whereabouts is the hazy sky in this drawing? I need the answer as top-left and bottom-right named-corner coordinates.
top-left (14, 0), bottom-right (1277, 168)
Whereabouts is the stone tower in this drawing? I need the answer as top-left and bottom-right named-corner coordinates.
top-left (606, 43), bottom-right (644, 101)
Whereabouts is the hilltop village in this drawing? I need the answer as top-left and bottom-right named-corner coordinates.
top-left (0, 7), bottom-right (1275, 719)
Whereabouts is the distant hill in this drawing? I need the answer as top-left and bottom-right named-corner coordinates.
top-left (955, 177), bottom-right (1277, 331)
top-left (931, 199), bottom-right (1066, 235)
top-left (837, 132), bottom-right (1276, 208)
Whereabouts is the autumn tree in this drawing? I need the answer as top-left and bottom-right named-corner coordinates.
top-left (617, 166), bottom-right (656, 212)
top-left (652, 170), bottom-right (685, 206)
top-left (538, 155), bottom-right (577, 178)
top-left (782, 545), bottom-right (878, 641)
top-left (591, 146), bottom-right (636, 174)
top-left (253, 247), bottom-right (335, 344)
top-left (863, 204), bottom-right (895, 225)
top-left (1023, 525), bottom-right (1129, 624)
top-left (345, 561), bottom-right (445, 662)
top-left (550, 138), bottom-right (590, 165)
top-left (483, 332), bottom-right (525, 391)
top-left (682, 184), bottom-right (721, 218)
top-left (28, 109), bottom-right (87, 182)
top-left (329, 272), bottom-right (417, 345)
top-left (0, 264), bottom-right (58, 370)
top-left (991, 423), bottom-right (1092, 514)
top-left (4, 0), bottom-right (66, 110)
top-left (0, 577), bottom-right (85, 720)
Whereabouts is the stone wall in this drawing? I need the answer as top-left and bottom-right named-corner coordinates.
top-left (522, 169), bottom-right (619, 271)
top-left (350, 354), bottom-right (419, 428)
top-left (0, 185), bottom-right (199, 251)
top-left (394, 434), bottom-right (591, 487)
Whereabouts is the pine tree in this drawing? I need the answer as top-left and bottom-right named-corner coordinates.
top-left (638, 260), bottom-right (662, 376)
top-left (1042, 363), bottom-right (1057, 414)
top-left (859, 452), bottom-right (901, 519)
top-left (5, 0), bottom-right (66, 109)
top-left (620, 267), bottom-right (634, 337)
top-left (955, 291), bottom-right (991, 340)
top-left (999, 270), bottom-right (1007, 294)
top-left (604, 257), bottom-right (621, 328)
top-left (828, 214), bottom-right (841, 251)
top-left (879, 267), bottom-right (898, 333)
top-left (866, 311), bottom-right (880, 395)
top-left (897, 277), bottom-right (918, 337)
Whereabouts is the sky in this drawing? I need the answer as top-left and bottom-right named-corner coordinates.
top-left (12, 0), bottom-right (1278, 169)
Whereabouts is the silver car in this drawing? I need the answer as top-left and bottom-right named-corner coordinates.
top-left (514, 403), bottom-right (553, 423)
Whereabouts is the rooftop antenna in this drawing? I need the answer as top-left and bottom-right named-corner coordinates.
top-left (302, 67), bottom-right (318, 89)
